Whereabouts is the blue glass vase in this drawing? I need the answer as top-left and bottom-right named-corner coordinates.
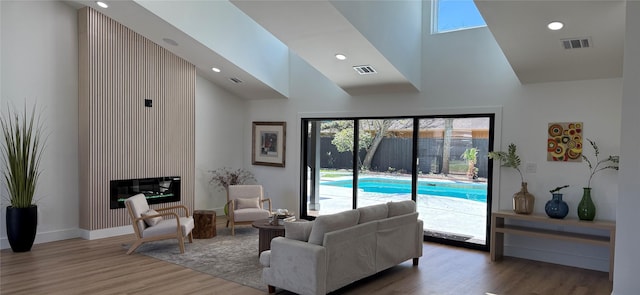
top-left (545, 193), bottom-right (569, 219)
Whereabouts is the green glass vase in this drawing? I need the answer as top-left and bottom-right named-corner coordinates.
top-left (577, 187), bottom-right (596, 221)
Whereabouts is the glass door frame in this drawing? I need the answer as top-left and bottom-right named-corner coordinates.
top-left (299, 114), bottom-right (495, 252)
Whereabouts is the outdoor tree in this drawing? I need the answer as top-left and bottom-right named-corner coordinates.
top-left (329, 121), bottom-right (373, 169)
top-left (441, 118), bottom-right (454, 175)
top-left (360, 120), bottom-right (394, 170)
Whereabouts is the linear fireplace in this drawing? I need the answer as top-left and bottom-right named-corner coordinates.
top-left (110, 176), bottom-right (181, 209)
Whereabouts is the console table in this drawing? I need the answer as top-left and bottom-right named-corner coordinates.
top-left (490, 210), bottom-right (615, 280)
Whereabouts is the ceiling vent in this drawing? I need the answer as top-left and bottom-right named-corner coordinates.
top-left (229, 77), bottom-right (243, 84)
top-left (561, 37), bottom-right (592, 50)
top-left (353, 65), bottom-right (377, 75)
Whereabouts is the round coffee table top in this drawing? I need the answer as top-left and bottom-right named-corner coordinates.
top-left (252, 219), bottom-right (285, 230)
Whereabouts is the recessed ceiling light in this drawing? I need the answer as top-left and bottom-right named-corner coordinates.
top-left (547, 21), bottom-right (564, 31)
top-left (96, 1), bottom-right (108, 8)
top-left (335, 54), bottom-right (347, 61)
top-left (211, 67), bottom-right (221, 73)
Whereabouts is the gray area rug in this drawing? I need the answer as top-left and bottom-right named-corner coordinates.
top-left (124, 226), bottom-right (265, 291)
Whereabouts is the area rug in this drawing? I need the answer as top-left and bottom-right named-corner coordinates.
top-left (123, 226), bottom-right (265, 291)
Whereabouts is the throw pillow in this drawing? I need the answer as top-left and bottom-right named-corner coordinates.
top-left (284, 220), bottom-right (314, 242)
top-left (308, 209), bottom-right (360, 245)
top-left (387, 200), bottom-right (416, 217)
top-left (141, 209), bottom-right (162, 227)
top-left (236, 197), bottom-right (260, 209)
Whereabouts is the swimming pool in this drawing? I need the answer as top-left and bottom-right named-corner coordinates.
top-left (323, 177), bottom-right (487, 202)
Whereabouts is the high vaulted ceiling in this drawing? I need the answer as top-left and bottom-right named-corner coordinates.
top-left (66, 0), bottom-right (625, 100)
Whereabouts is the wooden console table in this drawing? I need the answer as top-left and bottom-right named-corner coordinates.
top-left (490, 210), bottom-right (615, 280)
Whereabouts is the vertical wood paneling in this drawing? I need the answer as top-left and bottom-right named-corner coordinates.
top-left (78, 8), bottom-right (195, 231)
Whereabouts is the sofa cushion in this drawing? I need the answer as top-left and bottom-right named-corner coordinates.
top-left (142, 216), bottom-right (194, 238)
top-left (141, 209), bottom-right (162, 226)
top-left (387, 200), bottom-right (416, 217)
top-left (285, 220), bottom-right (314, 242)
top-left (236, 197), bottom-right (260, 209)
top-left (308, 209), bottom-right (360, 245)
top-left (357, 203), bottom-right (389, 224)
top-left (233, 208), bottom-right (271, 222)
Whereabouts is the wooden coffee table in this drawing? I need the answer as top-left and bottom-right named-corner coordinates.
top-left (252, 219), bottom-right (285, 255)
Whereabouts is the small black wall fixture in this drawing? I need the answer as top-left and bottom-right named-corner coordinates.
top-left (144, 99), bottom-right (152, 107)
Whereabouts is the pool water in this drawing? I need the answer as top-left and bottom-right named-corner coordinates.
top-left (323, 177), bottom-right (487, 203)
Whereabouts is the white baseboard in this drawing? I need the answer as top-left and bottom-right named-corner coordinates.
top-left (1, 225), bottom-right (136, 250)
top-left (1, 228), bottom-right (80, 250)
top-left (79, 225), bottom-right (133, 240)
top-left (504, 245), bottom-right (609, 272)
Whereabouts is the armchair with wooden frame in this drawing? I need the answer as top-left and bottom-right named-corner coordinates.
top-left (226, 184), bottom-right (272, 235)
top-left (124, 193), bottom-right (194, 254)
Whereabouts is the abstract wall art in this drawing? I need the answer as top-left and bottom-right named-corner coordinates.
top-left (548, 122), bottom-right (583, 162)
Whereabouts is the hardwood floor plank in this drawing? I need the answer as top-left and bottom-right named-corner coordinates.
top-left (2, 226), bottom-right (611, 295)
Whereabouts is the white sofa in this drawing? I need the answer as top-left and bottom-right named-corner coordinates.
top-left (259, 200), bottom-right (423, 295)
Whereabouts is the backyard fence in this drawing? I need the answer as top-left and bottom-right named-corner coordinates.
top-left (319, 137), bottom-right (489, 178)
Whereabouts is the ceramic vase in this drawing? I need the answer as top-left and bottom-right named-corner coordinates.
top-left (545, 193), bottom-right (569, 219)
top-left (577, 187), bottom-right (596, 221)
top-left (513, 182), bottom-right (535, 214)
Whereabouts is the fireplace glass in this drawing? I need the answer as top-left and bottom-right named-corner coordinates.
top-left (110, 176), bottom-right (181, 209)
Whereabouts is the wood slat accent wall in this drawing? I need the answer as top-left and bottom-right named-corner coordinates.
top-left (78, 7), bottom-right (195, 231)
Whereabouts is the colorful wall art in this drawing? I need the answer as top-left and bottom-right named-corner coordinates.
top-left (548, 122), bottom-right (583, 161)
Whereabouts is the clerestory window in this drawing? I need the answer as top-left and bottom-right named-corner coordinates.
top-left (433, 0), bottom-right (487, 34)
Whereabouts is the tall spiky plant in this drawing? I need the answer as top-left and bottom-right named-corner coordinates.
top-left (1, 104), bottom-right (46, 208)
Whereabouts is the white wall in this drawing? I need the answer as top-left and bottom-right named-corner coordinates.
top-left (0, 1), bottom-right (248, 248)
top-left (613, 1), bottom-right (640, 294)
top-left (1, 1), bottom-right (80, 247)
top-left (194, 75), bottom-right (247, 213)
top-left (244, 3), bottom-right (622, 273)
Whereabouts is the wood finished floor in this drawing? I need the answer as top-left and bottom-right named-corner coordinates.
top-left (1, 221), bottom-right (612, 295)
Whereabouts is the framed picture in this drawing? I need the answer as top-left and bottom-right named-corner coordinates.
top-left (252, 121), bottom-right (286, 167)
top-left (547, 122), bottom-right (583, 162)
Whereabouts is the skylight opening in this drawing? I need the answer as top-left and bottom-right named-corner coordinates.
top-left (432, 0), bottom-right (486, 34)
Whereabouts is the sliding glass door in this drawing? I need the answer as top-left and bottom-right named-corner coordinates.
top-left (416, 117), bottom-right (491, 247)
top-left (301, 115), bottom-right (493, 249)
top-left (303, 120), bottom-right (354, 216)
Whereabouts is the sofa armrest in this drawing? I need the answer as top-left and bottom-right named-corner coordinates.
top-left (263, 237), bottom-right (327, 295)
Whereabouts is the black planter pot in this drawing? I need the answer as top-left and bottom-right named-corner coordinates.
top-left (6, 205), bottom-right (38, 252)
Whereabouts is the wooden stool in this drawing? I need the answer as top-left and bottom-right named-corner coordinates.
top-left (192, 210), bottom-right (216, 239)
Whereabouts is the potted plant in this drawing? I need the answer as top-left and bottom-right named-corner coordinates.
top-left (578, 138), bottom-right (619, 221)
top-left (488, 143), bottom-right (535, 214)
top-left (460, 147), bottom-right (479, 180)
top-left (545, 185), bottom-right (569, 219)
top-left (1, 104), bottom-right (46, 252)
top-left (209, 167), bottom-right (256, 216)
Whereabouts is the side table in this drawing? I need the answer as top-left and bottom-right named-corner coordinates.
top-left (193, 210), bottom-right (216, 239)
top-left (252, 219), bottom-right (285, 255)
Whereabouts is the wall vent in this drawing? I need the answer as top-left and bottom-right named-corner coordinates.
top-left (561, 37), bottom-right (592, 50)
top-left (353, 65), bottom-right (377, 75)
top-left (229, 77), bottom-right (243, 84)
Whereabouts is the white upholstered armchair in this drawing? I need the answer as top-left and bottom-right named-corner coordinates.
top-left (124, 194), bottom-right (194, 254)
top-left (227, 184), bottom-right (272, 235)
